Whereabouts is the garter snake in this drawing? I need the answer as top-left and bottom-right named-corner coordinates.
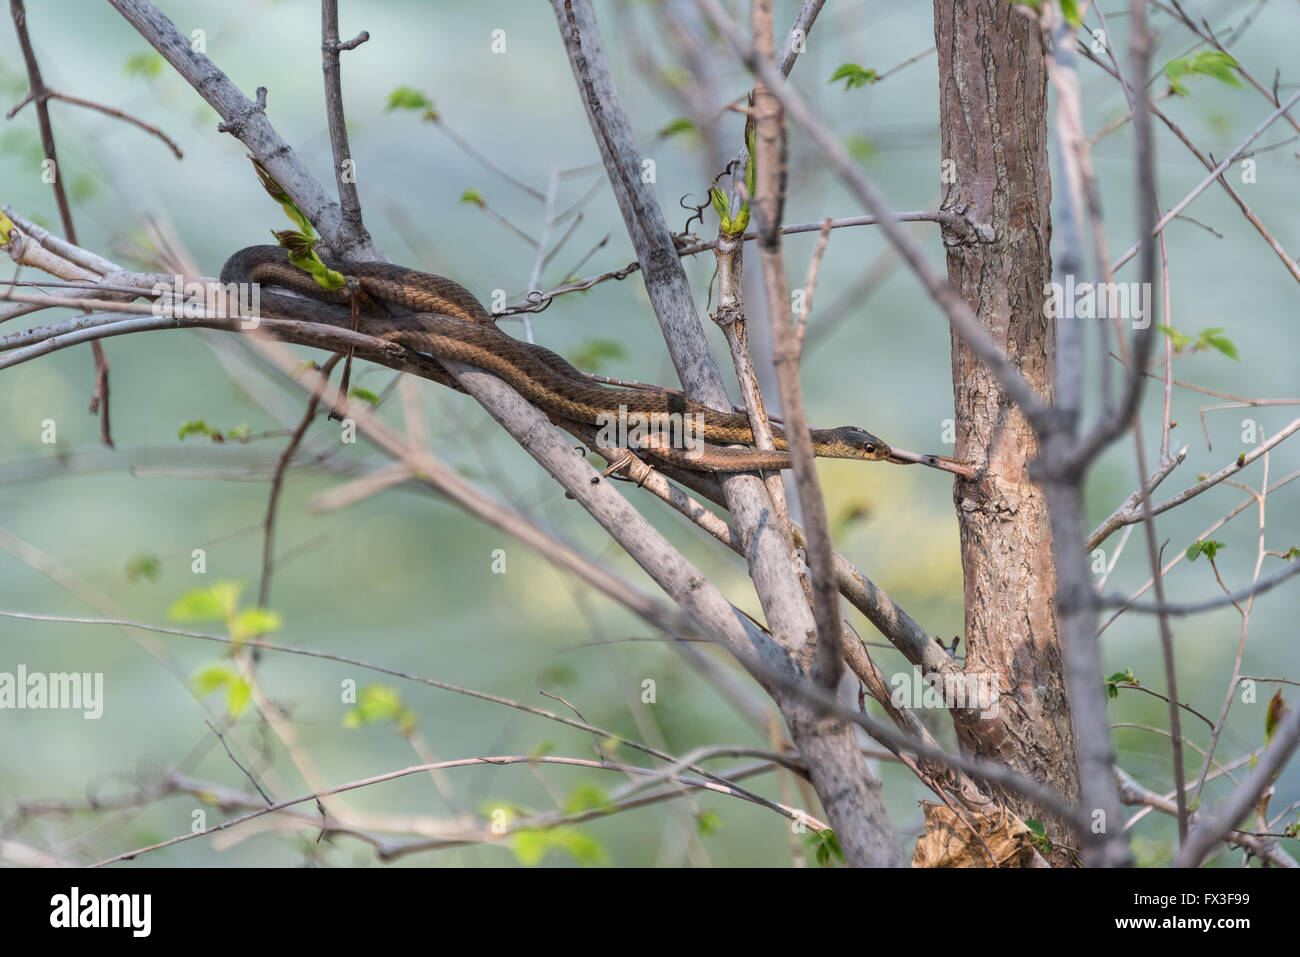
top-left (220, 245), bottom-right (970, 476)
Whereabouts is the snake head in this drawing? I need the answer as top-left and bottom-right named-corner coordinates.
top-left (831, 427), bottom-right (893, 461)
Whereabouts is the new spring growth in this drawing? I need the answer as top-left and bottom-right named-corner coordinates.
top-left (248, 155), bottom-right (345, 291)
top-left (710, 128), bottom-right (757, 236)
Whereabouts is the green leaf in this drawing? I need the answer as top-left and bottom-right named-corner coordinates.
top-left (385, 86), bottom-right (434, 113)
top-left (124, 52), bottom-right (165, 78)
top-left (1157, 324), bottom-right (1193, 351)
top-left (251, 158), bottom-right (315, 238)
top-left (169, 581), bottom-right (243, 623)
top-left (343, 684), bottom-right (415, 733)
top-left (1023, 817), bottom-right (1053, 853)
top-left (192, 663), bottom-right (235, 696)
top-left (745, 127), bottom-right (756, 199)
top-left (178, 419), bottom-right (213, 440)
top-left (729, 203), bottom-right (750, 234)
top-left (829, 63), bottom-right (878, 91)
top-left (806, 828), bottom-right (845, 866)
top-left (709, 186), bottom-right (730, 230)
top-left (696, 811), bottom-right (722, 836)
top-left (1105, 668), bottom-right (1139, 699)
top-left (125, 554), bottom-right (162, 583)
top-left (283, 246), bottom-right (346, 292)
top-left (844, 134), bottom-right (878, 160)
top-left (563, 783), bottom-right (611, 815)
top-left (1164, 51), bottom-right (1242, 96)
top-left (226, 678), bottom-right (251, 717)
top-left (459, 188), bottom-right (485, 206)
top-left (225, 424), bottom-right (252, 441)
top-left (511, 827), bottom-right (607, 867)
top-left (658, 117), bottom-right (695, 138)
top-left (1195, 327), bottom-right (1239, 359)
top-left (1283, 546), bottom-right (1300, 562)
top-left (570, 338), bottom-right (627, 373)
top-left (229, 607), bottom-right (282, 643)
top-left (550, 828), bottom-right (607, 866)
top-left (1185, 540), bottom-right (1226, 562)
top-left (348, 387), bottom-right (380, 406)
top-left (1060, 0), bottom-right (1082, 26)
top-left (191, 663), bottom-right (251, 718)
top-left (510, 829), bottom-right (549, 866)
top-left (1188, 51), bottom-right (1242, 87)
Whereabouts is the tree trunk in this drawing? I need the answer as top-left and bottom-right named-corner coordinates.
top-left (934, 0), bottom-right (1080, 860)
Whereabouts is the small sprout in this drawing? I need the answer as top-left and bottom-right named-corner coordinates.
top-left (191, 663), bottom-right (251, 717)
top-left (169, 581), bottom-right (243, 623)
top-left (1024, 818), bottom-right (1053, 855)
top-left (1157, 324), bottom-right (1193, 351)
top-left (229, 607), bottom-right (282, 643)
top-left (563, 783), bottom-right (611, 815)
top-left (1159, 325), bottom-right (1239, 359)
top-left (1164, 51), bottom-right (1243, 96)
top-left (1195, 327), bottom-right (1239, 360)
top-left (459, 188), bottom-right (485, 207)
top-left (177, 419), bottom-right (212, 440)
top-left (124, 52), bottom-right (165, 78)
top-left (1185, 540), bottom-right (1226, 562)
top-left (806, 828), bottom-right (845, 866)
top-left (844, 134), bottom-right (878, 160)
top-left (125, 554), bottom-right (162, 583)
top-left (829, 63), bottom-right (878, 91)
top-left (343, 684), bottom-right (417, 735)
top-left (385, 86), bottom-right (437, 120)
top-left (658, 117), bottom-right (695, 138)
top-left (696, 811), bottom-right (723, 836)
top-left (511, 827), bottom-right (607, 867)
top-left (1105, 669), bottom-right (1139, 699)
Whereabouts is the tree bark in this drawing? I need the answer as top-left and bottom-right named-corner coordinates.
top-left (934, 0), bottom-right (1080, 859)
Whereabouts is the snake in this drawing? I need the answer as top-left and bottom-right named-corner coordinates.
top-left (220, 245), bottom-right (967, 475)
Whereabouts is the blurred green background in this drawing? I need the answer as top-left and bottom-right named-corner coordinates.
top-left (0, 0), bottom-right (1295, 867)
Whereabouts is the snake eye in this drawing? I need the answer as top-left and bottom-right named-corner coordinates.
top-left (863, 443), bottom-right (876, 454)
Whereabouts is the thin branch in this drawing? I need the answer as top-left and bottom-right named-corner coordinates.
top-left (1101, 559), bottom-right (1300, 616)
top-left (320, 0), bottom-right (371, 249)
top-left (1175, 699), bottom-right (1300, 867)
top-left (10, 0), bottom-right (113, 445)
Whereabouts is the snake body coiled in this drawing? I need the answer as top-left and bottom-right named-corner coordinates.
top-left (220, 245), bottom-right (897, 472)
